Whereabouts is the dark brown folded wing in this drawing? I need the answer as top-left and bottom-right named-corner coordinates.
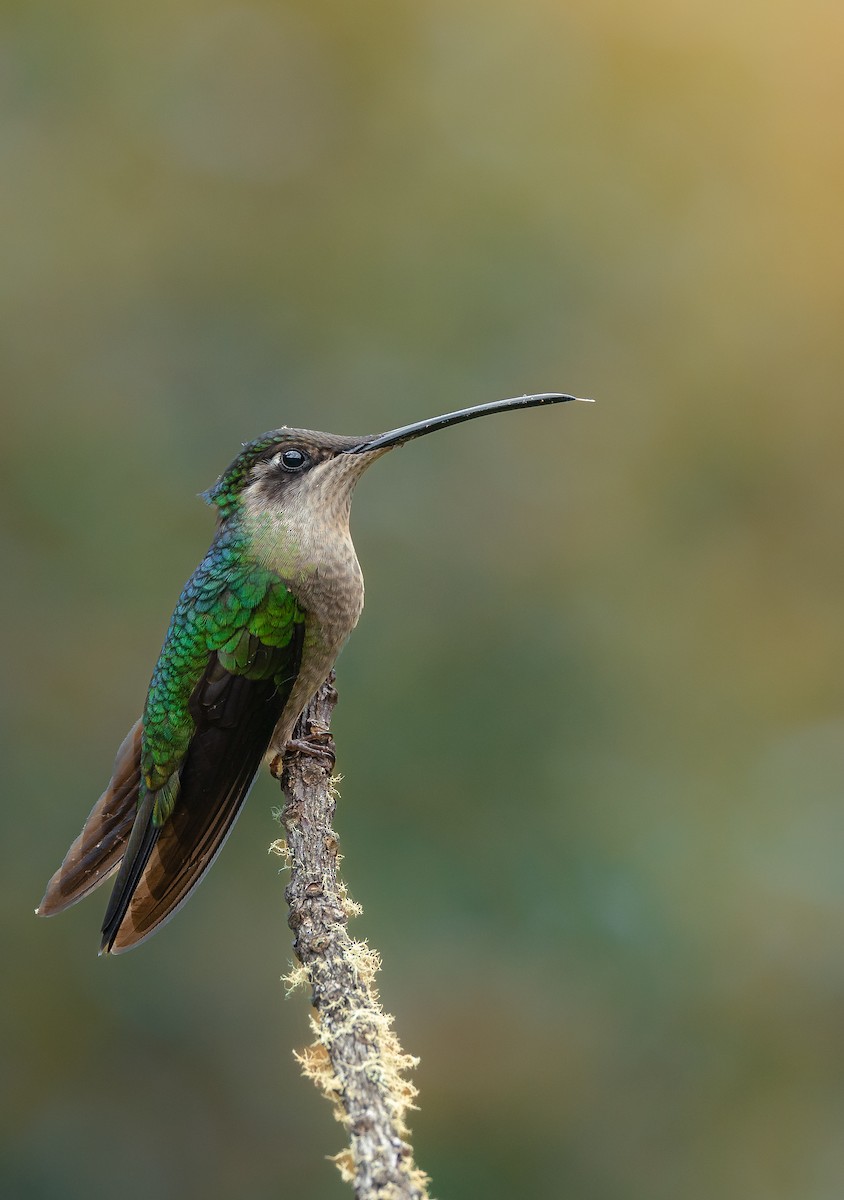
top-left (101, 627), bottom-right (304, 953)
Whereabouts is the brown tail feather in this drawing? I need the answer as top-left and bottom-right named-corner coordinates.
top-left (36, 720), bottom-right (142, 917)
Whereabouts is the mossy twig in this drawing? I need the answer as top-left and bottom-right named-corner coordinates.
top-left (270, 673), bottom-right (431, 1200)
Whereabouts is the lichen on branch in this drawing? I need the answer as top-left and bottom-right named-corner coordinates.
top-left (271, 673), bottom-right (431, 1200)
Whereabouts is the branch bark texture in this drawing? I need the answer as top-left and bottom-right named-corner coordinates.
top-left (270, 673), bottom-right (431, 1200)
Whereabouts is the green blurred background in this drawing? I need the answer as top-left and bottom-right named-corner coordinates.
top-left (4, 1), bottom-right (844, 1197)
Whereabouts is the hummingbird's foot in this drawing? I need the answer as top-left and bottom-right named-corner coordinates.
top-left (288, 732), bottom-right (336, 769)
top-left (270, 728), bottom-right (336, 777)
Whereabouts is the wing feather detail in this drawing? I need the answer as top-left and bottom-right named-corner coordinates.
top-left (100, 626), bottom-right (304, 953)
top-left (38, 522), bottom-right (307, 954)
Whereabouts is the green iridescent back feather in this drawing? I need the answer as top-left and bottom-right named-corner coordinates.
top-left (141, 518), bottom-right (304, 824)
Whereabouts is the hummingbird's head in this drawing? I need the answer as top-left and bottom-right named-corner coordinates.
top-left (203, 428), bottom-right (389, 523)
top-left (204, 393), bottom-right (592, 523)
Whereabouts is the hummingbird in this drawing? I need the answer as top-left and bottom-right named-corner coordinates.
top-left (37, 391), bottom-right (590, 953)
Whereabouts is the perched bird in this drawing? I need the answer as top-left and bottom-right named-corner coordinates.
top-left (37, 392), bottom-right (590, 952)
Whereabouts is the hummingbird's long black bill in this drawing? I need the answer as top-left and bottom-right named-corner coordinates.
top-left (349, 392), bottom-right (593, 454)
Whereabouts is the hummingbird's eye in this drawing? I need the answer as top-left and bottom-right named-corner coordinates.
top-left (276, 448), bottom-right (309, 472)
